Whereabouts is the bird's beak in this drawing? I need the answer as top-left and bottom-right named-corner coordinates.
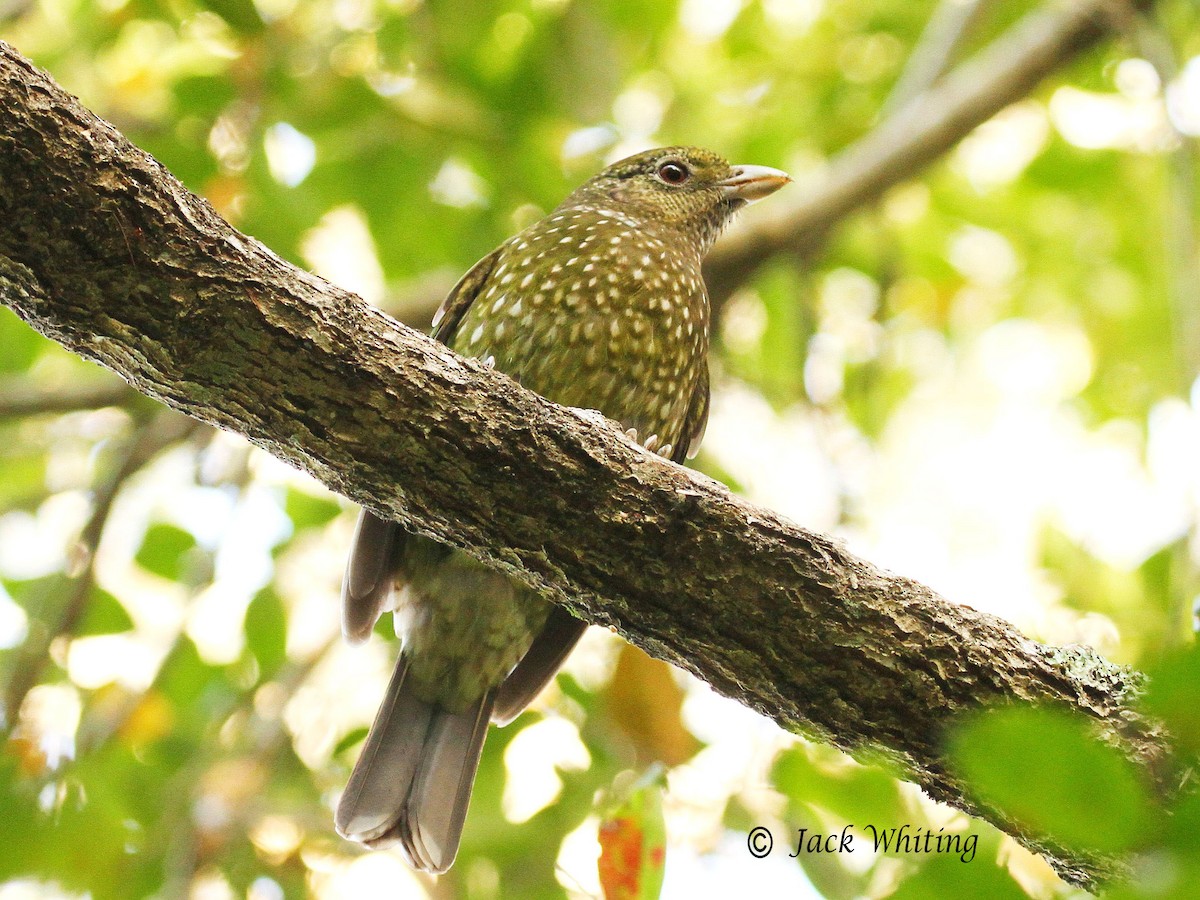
top-left (719, 164), bottom-right (791, 203)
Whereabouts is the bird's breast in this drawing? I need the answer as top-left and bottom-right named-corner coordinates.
top-left (451, 210), bottom-right (709, 449)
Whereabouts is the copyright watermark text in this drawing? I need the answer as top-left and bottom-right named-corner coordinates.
top-left (747, 825), bottom-right (978, 863)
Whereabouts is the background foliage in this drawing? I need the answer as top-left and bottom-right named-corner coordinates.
top-left (2, 0), bottom-right (1200, 897)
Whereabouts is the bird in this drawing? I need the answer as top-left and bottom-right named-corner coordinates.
top-left (335, 146), bottom-right (789, 873)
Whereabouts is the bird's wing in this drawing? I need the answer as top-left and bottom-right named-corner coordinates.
top-left (491, 605), bottom-right (587, 725)
top-left (342, 509), bottom-right (404, 643)
top-left (432, 244), bottom-right (504, 345)
top-left (679, 355), bottom-right (710, 462)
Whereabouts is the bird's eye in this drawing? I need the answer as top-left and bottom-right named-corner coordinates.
top-left (657, 161), bottom-right (690, 185)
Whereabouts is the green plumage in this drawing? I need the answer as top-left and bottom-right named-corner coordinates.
top-left (337, 146), bottom-right (789, 872)
top-left (448, 200), bottom-right (709, 453)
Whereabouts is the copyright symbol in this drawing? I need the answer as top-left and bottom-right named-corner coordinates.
top-left (747, 826), bottom-right (772, 858)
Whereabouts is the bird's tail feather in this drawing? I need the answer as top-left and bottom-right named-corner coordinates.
top-left (401, 688), bottom-right (493, 871)
top-left (335, 653), bottom-right (493, 874)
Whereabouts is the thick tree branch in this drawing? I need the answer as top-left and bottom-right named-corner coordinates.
top-left (703, 0), bottom-right (1149, 304)
top-left (0, 42), bottom-right (1165, 888)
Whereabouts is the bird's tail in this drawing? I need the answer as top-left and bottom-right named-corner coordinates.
top-left (335, 655), bottom-right (494, 873)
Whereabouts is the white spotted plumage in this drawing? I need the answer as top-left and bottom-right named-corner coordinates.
top-left (450, 196), bottom-right (710, 448)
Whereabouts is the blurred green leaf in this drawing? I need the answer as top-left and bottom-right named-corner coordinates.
top-left (333, 726), bottom-right (368, 758)
top-left (2, 574), bottom-right (68, 625)
top-left (156, 637), bottom-right (229, 718)
top-left (0, 308), bottom-right (42, 374)
top-left (949, 705), bottom-right (1156, 854)
top-left (134, 523), bottom-right (197, 581)
top-left (1165, 786), bottom-right (1200, 854)
top-left (196, 0), bottom-right (264, 34)
top-left (76, 587), bottom-right (134, 636)
top-left (173, 74), bottom-right (238, 119)
top-left (773, 744), bottom-right (906, 831)
top-left (0, 449), bottom-right (48, 509)
top-left (1141, 643), bottom-right (1200, 757)
top-left (243, 587), bottom-right (287, 679)
top-left (284, 487), bottom-right (341, 530)
top-left (887, 830), bottom-right (1024, 900)
top-left (779, 802), bottom-right (870, 900)
top-left (0, 756), bottom-right (40, 881)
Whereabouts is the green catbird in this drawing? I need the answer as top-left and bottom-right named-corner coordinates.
top-left (336, 146), bottom-right (789, 872)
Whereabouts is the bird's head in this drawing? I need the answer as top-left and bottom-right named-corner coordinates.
top-left (565, 146), bottom-right (790, 254)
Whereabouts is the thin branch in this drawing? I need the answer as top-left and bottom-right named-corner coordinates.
top-left (3, 410), bottom-right (196, 721)
top-left (703, 0), bottom-right (1150, 305)
top-left (0, 377), bottom-right (137, 420)
top-left (0, 40), bottom-right (1167, 888)
top-left (883, 0), bottom-right (995, 114)
top-left (1118, 9), bottom-right (1200, 384)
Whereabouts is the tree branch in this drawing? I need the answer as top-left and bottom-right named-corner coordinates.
top-left (3, 409), bottom-right (197, 721)
top-left (703, 0), bottom-right (1149, 304)
top-left (0, 376), bottom-right (137, 420)
top-left (0, 41), bottom-right (1165, 888)
top-left (882, 0), bottom-right (995, 115)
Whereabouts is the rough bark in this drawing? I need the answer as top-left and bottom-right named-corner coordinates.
top-left (0, 41), bottom-right (1164, 888)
